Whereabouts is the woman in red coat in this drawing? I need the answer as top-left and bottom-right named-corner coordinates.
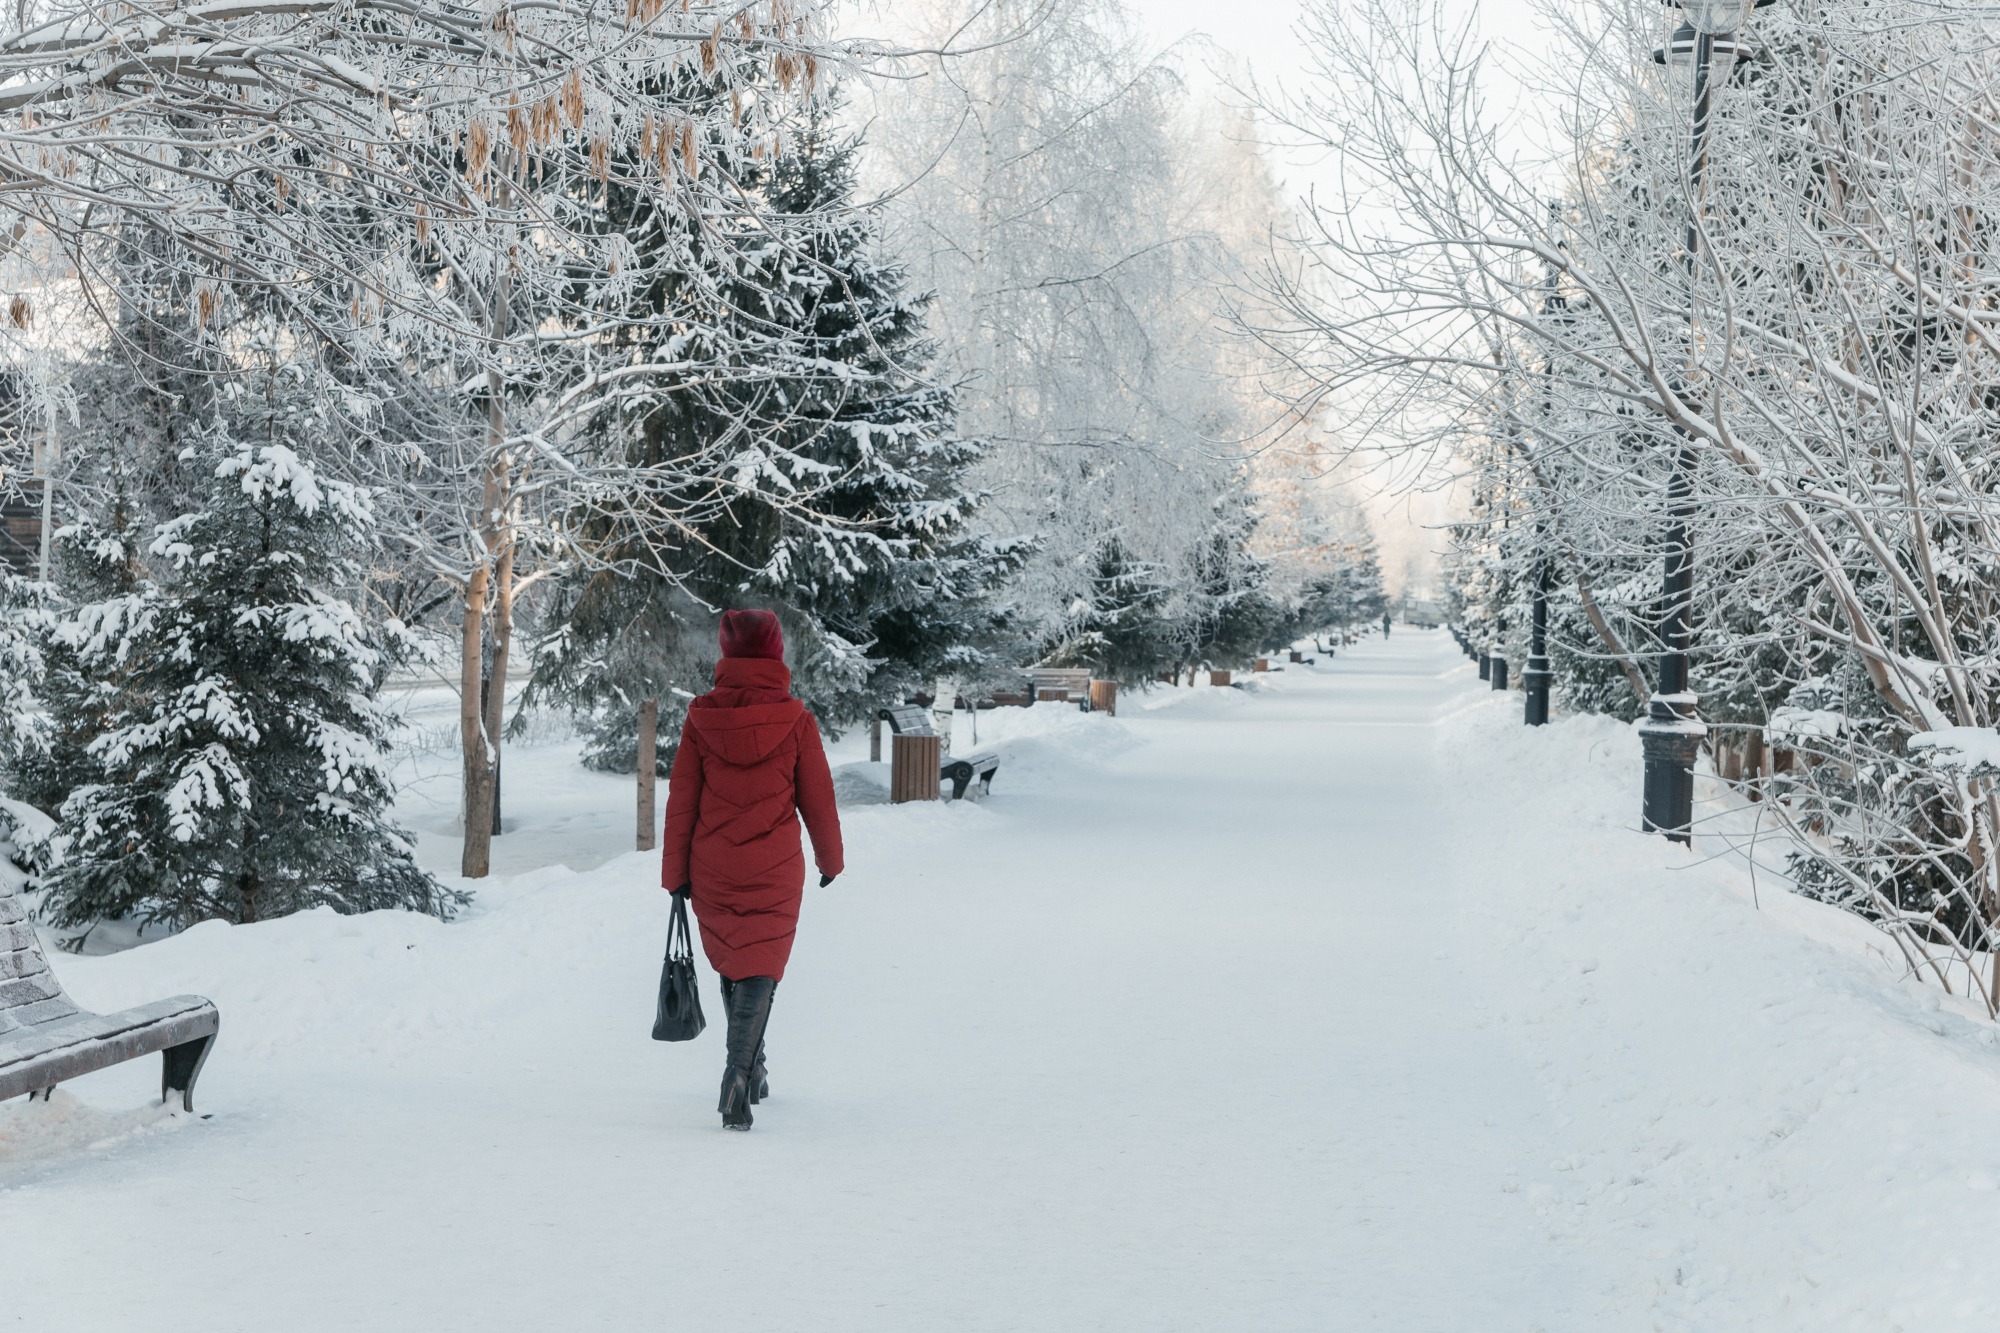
top-left (660, 610), bottom-right (844, 1130)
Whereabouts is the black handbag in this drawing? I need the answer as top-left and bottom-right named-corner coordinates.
top-left (651, 892), bottom-right (707, 1042)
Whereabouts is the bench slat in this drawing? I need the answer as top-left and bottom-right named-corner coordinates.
top-left (0, 970), bottom-right (65, 1011)
top-left (0, 996), bottom-right (81, 1034)
top-left (0, 1002), bottom-right (218, 1102)
top-left (0, 944), bottom-right (49, 984)
top-left (0, 920), bottom-right (39, 951)
top-left (0, 895), bottom-right (24, 926)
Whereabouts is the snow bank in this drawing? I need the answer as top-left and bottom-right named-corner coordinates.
top-left (1441, 694), bottom-right (2000, 1327)
top-left (0, 1090), bottom-right (185, 1170)
top-left (15, 634), bottom-right (2000, 1328)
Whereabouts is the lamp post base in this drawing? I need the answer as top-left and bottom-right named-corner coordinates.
top-left (1638, 694), bottom-right (1704, 842)
top-left (1522, 659), bottom-right (1551, 726)
top-left (1478, 653), bottom-right (1491, 681)
top-left (1490, 657), bottom-right (1509, 690)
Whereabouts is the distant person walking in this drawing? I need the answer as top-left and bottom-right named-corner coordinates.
top-left (660, 610), bottom-right (844, 1130)
top-left (1382, 612), bottom-right (1393, 638)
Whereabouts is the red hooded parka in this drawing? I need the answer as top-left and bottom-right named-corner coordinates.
top-left (659, 653), bottom-right (844, 982)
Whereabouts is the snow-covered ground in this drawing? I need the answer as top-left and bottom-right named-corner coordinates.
top-left (6, 630), bottom-right (2000, 1328)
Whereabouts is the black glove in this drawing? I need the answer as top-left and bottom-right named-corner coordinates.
top-left (819, 873), bottom-right (836, 888)
top-left (671, 884), bottom-right (690, 902)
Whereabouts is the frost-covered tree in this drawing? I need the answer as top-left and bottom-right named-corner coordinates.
top-left (865, 0), bottom-right (1306, 666)
top-left (37, 437), bottom-right (452, 930)
top-left (0, 0), bottom-right (849, 881)
top-left (1263, 0), bottom-right (2000, 1005)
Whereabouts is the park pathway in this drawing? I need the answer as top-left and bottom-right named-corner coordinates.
top-left (8, 630), bottom-right (1612, 1330)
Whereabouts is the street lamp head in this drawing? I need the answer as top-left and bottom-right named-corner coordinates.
top-left (1657, 0), bottom-right (1777, 34)
top-left (1653, 19), bottom-right (1752, 71)
top-left (1681, 0), bottom-right (1756, 33)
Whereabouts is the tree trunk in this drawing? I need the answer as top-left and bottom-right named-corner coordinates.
top-left (238, 867), bottom-right (259, 925)
top-left (482, 536), bottom-right (515, 841)
top-left (461, 263), bottom-right (514, 879)
top-left (637, 698), bottom-right (659, 852)
top-left (460, 562), bottom-right (494, 878)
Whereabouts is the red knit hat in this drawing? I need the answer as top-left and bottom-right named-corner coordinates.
top-left (718, 609), bottom-right (784, 661)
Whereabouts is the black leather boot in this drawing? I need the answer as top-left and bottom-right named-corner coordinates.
top-left (719, 978), bottom-right (770, 1104)
top-left (718, 976), bottom-right (776, 1130)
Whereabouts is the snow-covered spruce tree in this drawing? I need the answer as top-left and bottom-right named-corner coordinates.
top-left (0, 565), bottom-right (51, 918)
top-left (531, 97), bottom-right (1017, 768)
top-left (38, 436), bottom-right (452, 931)
top-left (4, 462), bottom-right (152, 816)
top-left (0, 567), bottom-right (44, 784)
top-left (1051, 538), bottom-right (1180, 686)
top-left (1169, 489), bottom-right (1286, 677)
top-left (732, 106), bottom-right (1022, 717)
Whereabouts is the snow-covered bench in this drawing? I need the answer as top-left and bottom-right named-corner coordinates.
top-left (0, 876), bottom-right (219, 1111)
top-left (876, 704), bottom-right (1000, 802)
top-left (1024, 668), bottom-right (1093, 707)
top-left (940, 751), bottom-right (1001, 801)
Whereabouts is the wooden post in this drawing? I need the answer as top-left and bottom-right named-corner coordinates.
top-left (870, 713), bottom-right (883, 763)
top-left (1289, 650), bottom-right (1303, 663)
top-left (890, 734), bottom-right (941, 803)
top-left (636, 698), bottom-right (658, 852)
top-left (1254, 658), bottom-right (1269, 673)
top-left (1210, 669), bottom-right (1232, 687)
top-left (1089, 680), bottom-right (1118, 715)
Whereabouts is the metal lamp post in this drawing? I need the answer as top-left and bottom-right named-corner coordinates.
top-left (1636, 0), bottom-right (1764, 842)
top-left (1523, 564), bottom-right (1550, 723)
top-left (1523, 202), bottom-right (1567, 729)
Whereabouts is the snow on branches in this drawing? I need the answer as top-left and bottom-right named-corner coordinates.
top-left (1263, 0), bottom-right (2000, 1007)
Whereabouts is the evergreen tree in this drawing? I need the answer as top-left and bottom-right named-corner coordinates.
top-left (0, 567), bottom-right (44, 787)
top-left (37, 433), bottom-right (455, 930)
top-left (5, 465), bottom-right (149, 815)
top-left (1051, 538), bottom-right (1179, 686)
top-left (1180, 490), bottom-right (1286, 674)
top-left (532, 95), bottom-right (1018, 768)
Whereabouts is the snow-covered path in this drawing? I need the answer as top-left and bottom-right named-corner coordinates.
top-left (14, 630), bottom-right (2000, 1328)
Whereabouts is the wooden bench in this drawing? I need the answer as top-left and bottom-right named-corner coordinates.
top-left (0, 878), bottom-right (219, 1111)
top-left (1025, 668), bottom-right (1093, 708)
top-left (876, 704), bottom-right (1001, 803)
top-left (940, 752), bottom-right (1001, 800)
